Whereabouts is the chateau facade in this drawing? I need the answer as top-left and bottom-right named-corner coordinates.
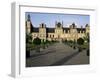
top-left (26, 15), bottom-right (89, 42)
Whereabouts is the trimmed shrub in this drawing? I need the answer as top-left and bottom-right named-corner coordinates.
top-left (33, 37), bottom-right (41, 45)
top-left (77, 38), bottom-right (84, 45)
top-left (77, 38), bottom-right (84, 52)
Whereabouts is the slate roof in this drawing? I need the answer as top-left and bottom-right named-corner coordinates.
top-left (46, 28), bottom-right (55, 33)
top-left (30, 25), bottom-right (86, 33)
top-left (77, 28), bottom-right (86, 33)
top-left (32, 28), bottom-right (39, 32)
top-left (63, 28), bottom-right (70, 33)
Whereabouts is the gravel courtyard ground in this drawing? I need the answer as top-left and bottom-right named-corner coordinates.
top-left (26, 42), bottom-right (89, 67)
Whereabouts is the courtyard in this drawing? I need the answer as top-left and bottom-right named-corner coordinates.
top-left (26, 42), bottom-right (89, 67)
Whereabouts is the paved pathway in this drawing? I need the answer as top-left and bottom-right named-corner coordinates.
top-left (26, 42), bottom-right (89, 67)
top-left (64, 50), bottom-right (89, 65)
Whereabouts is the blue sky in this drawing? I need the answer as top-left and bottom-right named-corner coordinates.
top-left (25, 12), bottom-right (90, 28)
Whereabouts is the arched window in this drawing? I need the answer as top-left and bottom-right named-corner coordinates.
top-left (53, 35), bottom-right (54, 38)
top-left (50, 35), bottom-right (51, 38)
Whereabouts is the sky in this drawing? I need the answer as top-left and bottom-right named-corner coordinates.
top-left (25, 12), bottom-right (90, 28)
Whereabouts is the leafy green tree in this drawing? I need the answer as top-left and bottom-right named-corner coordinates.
top-left (86, 33), bottom-right (89, 42)
top-left (26, 33), bottom-right (32, 44)
top-left (65, 40), bottom-right (67, 42)
top-left (26, 33), bottom-right (32, 58)
top-left (77, 38), bottom-right (84, 52)
top-left (73, 40), bottom-right (76, 49)
top-left (77, 38), bottom-right (84, 45)
top-left (69, 40), bottom-right (73, 43)
top-left (33, 37), bottom-right (41, 52)
top-left (33, 37), bottom-right (41, 45)
top-left (83, 33), bottom-right (89, 43)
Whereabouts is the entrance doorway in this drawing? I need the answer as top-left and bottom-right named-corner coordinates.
top-left (58, 35), bottom-right (62, 43)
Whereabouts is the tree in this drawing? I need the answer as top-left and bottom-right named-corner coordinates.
top-left (73, 39), bottom-right (76, 49)
top-left (86, 33), bottom-right (89, 42)
top-left (26, 33), bottom-right (32, 58)
top-left (77, 38), bottom-right (84, 45)
top-left (83, 33), bottom-right (89, 43)
top-left (33, 37), bottom-right (41, 52)
top-left (26, 33), bottom-right (32, 44)
top-left (64, 40), bottom-right (67, 43)
top-left (77, 38), bottom-right (84, 52)
top-left (33, 37), bottom-right (41, 45)
top-left (69, 40), bottom-right (73, 43)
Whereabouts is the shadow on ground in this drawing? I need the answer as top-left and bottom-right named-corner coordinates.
top-left (49, 50), bottom-right (79, 66)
